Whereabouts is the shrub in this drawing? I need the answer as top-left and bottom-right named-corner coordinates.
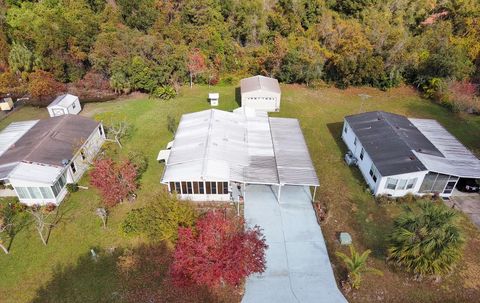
top-left (27, 71), bottom-right (65, 106)
top-left (127, 150), bottom-right (149, 178)
top-left (66, 183), bottom-right (79, 193)
top-left (170, 210), bottom-right (267, 288)
top-left (335, 245), bottom-right (382, 290)
top-left (387, 201), bottom-right (464, 278)
top-left (122, 190), bottom-right (196, 242)
top-left (151, 85), bottom-right (177, 100)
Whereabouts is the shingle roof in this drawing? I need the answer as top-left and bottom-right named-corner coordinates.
top-left (345, 111), bottom-right (440, 176)
top-left (240, 75), bottom-right (281, 94)
top-left (0, 115), bottom-right (99, 170)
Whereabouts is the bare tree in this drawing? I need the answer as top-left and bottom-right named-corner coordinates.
top-left (96, 208), bottom-right (108, 229)
top-left (27, 205), bottom-right (58, 246)
top-left (105, 119), bottom-right (131, 149)
top-left (0, 218), bottom-right (12, 254)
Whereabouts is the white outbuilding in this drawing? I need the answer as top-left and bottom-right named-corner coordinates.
top-left (47, 94), bottom-right (81, 117)
top-left (240, 75), bottom-right (281, 112)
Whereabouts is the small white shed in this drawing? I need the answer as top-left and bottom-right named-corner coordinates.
top-left (47, 94), bottom-right (81, 117)
top-left (208, 93), bottom-right (219, 106)
top-left (240, 75), bottom-right (281, 112)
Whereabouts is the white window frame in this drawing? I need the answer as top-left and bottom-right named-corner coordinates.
top-left (386, 178), bottom-right (398, 190)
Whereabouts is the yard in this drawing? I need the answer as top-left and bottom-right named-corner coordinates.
top-left (0, 85), bottom-right (480, 303)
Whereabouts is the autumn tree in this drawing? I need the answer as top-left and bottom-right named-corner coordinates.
top-left (170, 211), bottom-right (267, 288)
top-left (90, 158), bottom-right (138, 207)
top-left (187, 49), bottom-right (206, 88)
top-left (27, 71), bottom-right (64, 105)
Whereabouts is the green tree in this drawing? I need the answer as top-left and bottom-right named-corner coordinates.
top-left (8, 42), bottom-right (34, 73)
top-left (388, 201), bottom-right (464, 279)
top-left (122, 190), bottom-right (197, 242)
top-left (335, 245), bottom-right (382, 290)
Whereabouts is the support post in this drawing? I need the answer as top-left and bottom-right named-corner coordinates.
top-left (312, 186), bottom-right (317, 203)
top-left (277, 184), bottom-right (282, 204)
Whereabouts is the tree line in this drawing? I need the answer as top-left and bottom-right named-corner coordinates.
top-left (0, 0), bottom-right (479, 110)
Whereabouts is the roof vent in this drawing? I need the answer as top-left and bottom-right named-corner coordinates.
top-left (61, 159), bottom-right (70, 166)
top-left (409, 156), bottom-right (416, 161)
top-left (416, 148), bottom-right (422, 152)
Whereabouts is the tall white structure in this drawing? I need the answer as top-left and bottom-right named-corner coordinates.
top-left (240, 75), bottom-right (281, 112)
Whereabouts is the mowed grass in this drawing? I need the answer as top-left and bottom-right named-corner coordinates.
top-left (0, 84), bottom-right (479, 302)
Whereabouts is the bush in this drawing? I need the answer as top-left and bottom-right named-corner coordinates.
top-left (151, 85), bottom-right (177, 100)
top-left (127, 150), bottom-right (149, 178)
top-left (27, 71), bottom-right (65, 106)
top-left (387, 201), bottom-right (464, 278)
top-left (122, 190), bottom-right (196, 242)
top-left (66, 183), bottom-right (79, 193)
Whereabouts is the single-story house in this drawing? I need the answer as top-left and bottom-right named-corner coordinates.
top-left (342, 111), bottom-right (480, 198)
top-left (47, 94), bottom-right (81, 117)
top-left (0, 115), bottom-right (105, 205)
top-left (159, 107), bottom-right (318, 202)
top-left (240, 75), bottom-right (281, 112)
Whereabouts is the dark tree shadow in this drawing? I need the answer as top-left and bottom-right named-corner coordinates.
top-left (32, 244), bottom-right (238, 303)
top-left (235, 87), bottom-right (241, 107)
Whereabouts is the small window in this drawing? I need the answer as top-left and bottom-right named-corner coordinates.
top-left (98, 125), bottom-right (103, 136)
top-left (187, 182), bottom-right (193, 194)
top-left (70, 161), bottom-right (77, 174)
top-left (369, 164), bottom-right (378, 183)
top-left (206, 182), bottom-right (211, 194)
top-left (199, 182), bottom-right (205, 194)
top-left (193, 182), bottom-right (199, 194)
top-left (344, 124), bottom-right (348, 133)
top-left (211, 182), bottom-right (217, 194)
top-left (406, 178), bottom-right (417, 190)
top-left (354, 137), bottom-right (357, 146)
top-left (217, 182), bottom-right (223, 194)
top-left (80, 150), bottom-right (86, 161)
top-left (360, 148), bottom-right (364, 160)
top-left (175, 182), bottom-right (181, 194)
top-left (181, 182), bottom-right (187, 194)
top-left (386, 178), bottom-right (398, 190)
top-left (72, 103), bottom-right (76, 109)
top-left (169, 182), bottom-right (175, 193)
top-left (397, 179), bottom-right (407, 190)
top-left (223, 182), bottom-right (229, 194)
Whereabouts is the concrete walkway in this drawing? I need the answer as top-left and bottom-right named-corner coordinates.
top-left (242, 185), bottom-right (347, 303)
top-left (447, 192), bottom-right (480, 228)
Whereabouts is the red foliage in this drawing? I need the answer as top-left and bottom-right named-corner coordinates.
top-left (89, 158), bottom-right (137, 207)
top-left (187, 48), bottom-right (207, 77)
top-left (74, 70), bottom-right (111, 91)
top-left (170, 211), bottom-right (267, 288)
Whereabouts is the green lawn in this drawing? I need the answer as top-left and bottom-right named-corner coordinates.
top-left (0, 85), bottom-right (479, 303)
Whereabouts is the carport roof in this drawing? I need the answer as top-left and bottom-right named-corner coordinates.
top-left (161, 109), bottom-right (319, 186)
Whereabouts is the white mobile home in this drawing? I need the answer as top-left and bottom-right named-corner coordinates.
top-left (47, 94), bottom-right (81, 117)
top-left (342, 111), bottom-right (480, 198)
top-left (0, 115), bottom-right (105, 205)
top-left (160, 108), bottom-right (319, 202)
top-left (240, 75), bottom-right (281, 112)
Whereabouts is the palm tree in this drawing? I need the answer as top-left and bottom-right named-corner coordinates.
top-left (336, 244), bottom-right (383, 290)
top-left (387, 201), bottom-right (464, 279)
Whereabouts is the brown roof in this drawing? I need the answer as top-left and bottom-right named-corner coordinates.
top-left (0, 115), bottom-right (99, 168)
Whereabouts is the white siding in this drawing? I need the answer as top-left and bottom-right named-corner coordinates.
top-left (375, 171), bottom-right (427, 197)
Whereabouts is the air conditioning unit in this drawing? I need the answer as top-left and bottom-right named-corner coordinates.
top-left (344, 151), bottom-right (358, 166)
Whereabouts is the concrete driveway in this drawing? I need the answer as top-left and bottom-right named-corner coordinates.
top-left (242, 185), bottom-right (347, 303)
top-left (447, 192), bottom-right (480, 228)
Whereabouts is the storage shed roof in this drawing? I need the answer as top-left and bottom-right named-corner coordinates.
top-left (240, 75), bottom-right (281, 94)
top-left (48, 94), bottom-right (78, 108)
top-left (162, 109), bottom-right (318, 187)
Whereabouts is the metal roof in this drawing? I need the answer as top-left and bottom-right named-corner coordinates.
top-left (162, 109), bottom-right (319, 187)
top-left (240, 75), bottom-right (281, 94)
top-left (345, 111), bottom-right (435, 176)
top-left (410, 118), bottom-right (480, 178)
top-left (8, 162), bottom-right (63, 185)
top-left (0, 120), bottom-right (38, 157)
top-left (48, 94), bottom-right (78, 108)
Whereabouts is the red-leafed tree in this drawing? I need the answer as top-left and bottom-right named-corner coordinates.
top-left (170, 211), bottom-right (267, 288)
top-left (90, 158), bottom-right (137, 207)
top-left (187, 48), bottom-right (206, 88)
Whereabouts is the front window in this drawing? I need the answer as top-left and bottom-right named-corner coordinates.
top-left (15, 186), bottom-right (55, 199)
top-left (344, 124), bottom-right (348, 133)
top-left (98, 125), bottom-right (103, 136)
top-left (369, 164), bottom-right (378, 183)
top-left (386, 178), bottom-right (398, 190)
top-left (70, 161), bottom-right (77, 174)
top-left (397, 179), bottom-right (407, 190)
top-left (354, 137), bottom-right (357, 146)
top-left (406, 178), bottom-right (417, 190)
top-left (360, 148), bottom-right (364, 160)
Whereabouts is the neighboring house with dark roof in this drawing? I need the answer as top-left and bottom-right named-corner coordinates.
top-left (342, 111), bottom-right (480, 198)
top-left (47, 94), bottom-right (81, 117)
top-left (240, 75), bottom-right (281, 112)
top-left (0, 115), bottom-right (105, 205)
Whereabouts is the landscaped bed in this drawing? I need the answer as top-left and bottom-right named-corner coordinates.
top-left (0, 84), bottom-right (479, 303)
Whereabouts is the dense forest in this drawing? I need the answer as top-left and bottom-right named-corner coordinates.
top-left (0, 0), bottom-right (479, 112)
